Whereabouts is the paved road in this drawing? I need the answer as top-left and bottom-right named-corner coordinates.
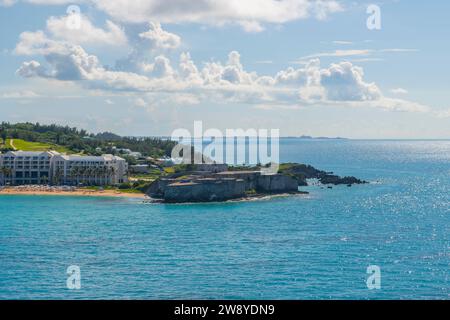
top-left (9, 139), bottom-right (17, 150)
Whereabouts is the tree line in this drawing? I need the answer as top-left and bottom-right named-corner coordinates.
top-left (0, 122), bottom-right (176, 158)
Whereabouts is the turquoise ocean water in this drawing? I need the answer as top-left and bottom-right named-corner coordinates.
top-left (0, 139), bottom-right (449, 299)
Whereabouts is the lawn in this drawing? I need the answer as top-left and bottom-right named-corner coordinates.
top-left (163, 167), bottom-right (175, 174)
top-left (7, 139), bottom-right (72, 153)
top-left (129, 170), bottom-right (162, 182)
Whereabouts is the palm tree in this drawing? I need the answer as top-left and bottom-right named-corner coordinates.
top-left (75, 166), bottom-right (82, 186)
top-left (90, 167), bottom-right (97, 185)
top-left (0, 126), bottom-right (7, 146)
top-left (90, 166), bottom-right (97, 185)
top-left (93, 166), bottom-right (102, 185)
top-left (72, 166), bottom-right (81, 186)
top-left (0, 167), bottom-right (10, 186)
top-left (69, 167), bottom-right (78, 186)
top-left (0, 167), bottom-right (5, 186)
top-left (108, 166), bottom-right (116, 185)
top-left (68, 167), bottom-right (74, 185)
top-left (41, 175), bottom-right (49, 186)
top-left (80, 166), bottom-right (87, 185)
top-left (97, 166), bottom-right (105, 185)
top-left (101, 166), bottom-right (108, 185)
top-left (84, 167), bottom-right (93, 185)
top-left (96, 166), bottom-right (103, 185)
top-left (53, 168), bottom-right (63, 186)
top-left (81, 167), bottom-right (89, 185)
top-left (2, 167), bottom-right (12, 185)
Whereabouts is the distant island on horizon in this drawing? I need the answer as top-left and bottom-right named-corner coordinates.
top-left (283, 135), bottom-right (348, 140)
top-left (130, 135), bottom-right (349, 140)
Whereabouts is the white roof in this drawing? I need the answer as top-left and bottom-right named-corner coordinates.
top-left (4, 151), bottom-right (60, 157)
top-left (57, 154), bottom-right (124, 162)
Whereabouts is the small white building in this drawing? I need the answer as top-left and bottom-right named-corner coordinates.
top-left (128, 152), bottom-right (142, 159)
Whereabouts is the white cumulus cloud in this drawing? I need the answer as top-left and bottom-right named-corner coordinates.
top-left (46, 15), bottom-right (127, 46)
top-left (139, 22), bottom-right (181, 50)
top-left (321, 61), bottom-right (381, 101)
top-left (14, 27), bottom-right (431, 115)
top-left (391, 88), bottom-right (408, 95)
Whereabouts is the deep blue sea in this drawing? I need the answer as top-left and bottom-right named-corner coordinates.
top-left (0, 139), bottom-right (449, 299)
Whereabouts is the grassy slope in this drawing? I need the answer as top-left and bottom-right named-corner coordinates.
top-left (7, 139), bottom-right (72, 153)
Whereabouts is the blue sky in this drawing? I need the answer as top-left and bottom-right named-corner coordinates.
top-left (0, 0), bottom-right (449, 138)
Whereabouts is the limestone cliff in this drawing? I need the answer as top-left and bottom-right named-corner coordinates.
top-left (148, 171), bottom-right (300, 203)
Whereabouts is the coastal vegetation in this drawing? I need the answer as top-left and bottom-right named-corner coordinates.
top-left (0, 122), bottom-right (176, 157)
top-left (81, 182), bottom-right (150, 194)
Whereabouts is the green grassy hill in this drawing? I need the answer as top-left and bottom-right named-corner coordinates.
top-left (7, 139), bottom-right (73, 153)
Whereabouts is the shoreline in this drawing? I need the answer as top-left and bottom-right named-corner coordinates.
top-left (0, 187), bottom-right (147, 199)
top-left (149, 191), bottom-right (309, 204)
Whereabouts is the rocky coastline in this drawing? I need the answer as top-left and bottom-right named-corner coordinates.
top-left (147, 163), bottom-right (366, 203)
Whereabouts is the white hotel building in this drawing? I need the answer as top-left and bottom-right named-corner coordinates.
top-left (0, 151), bottom-right (128, 186)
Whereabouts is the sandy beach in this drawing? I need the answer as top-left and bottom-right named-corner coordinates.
top-left (0, 186), bottom-right (147, 199)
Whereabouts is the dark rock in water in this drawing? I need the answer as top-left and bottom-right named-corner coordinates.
top-left (278, 163), bottom-right (367, 186)
top-left (319, 175), bottom-right (366, 185)
top-left (327, 186), bottom-right (333, 189)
